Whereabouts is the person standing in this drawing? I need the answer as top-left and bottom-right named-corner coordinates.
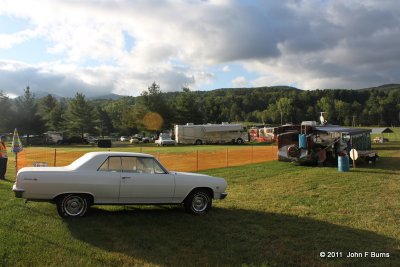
top-left (0, 136), bottom-right (8, 180)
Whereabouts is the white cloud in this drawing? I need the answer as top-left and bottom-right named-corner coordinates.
top-left (0, 28), bottom-right (40, 49)
top-left (232, 76), bottom-right (248, 87)
top-left (222, 65), bottom-right (230, 72)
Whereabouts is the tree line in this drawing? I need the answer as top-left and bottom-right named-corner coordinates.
top-left (0, 83), bottom-right (399, 138)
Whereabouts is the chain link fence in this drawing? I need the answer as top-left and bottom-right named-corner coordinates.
top-left (16, 146), bottom-right (278, 172)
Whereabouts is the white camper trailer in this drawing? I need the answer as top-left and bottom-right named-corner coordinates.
top-left (175, 123), bottom-right (248, 145)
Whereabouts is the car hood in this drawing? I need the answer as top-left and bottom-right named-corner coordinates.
top-left (171, 171), bottom-right (210, 177)
top-left (171, 171), bottom-right (226, 183)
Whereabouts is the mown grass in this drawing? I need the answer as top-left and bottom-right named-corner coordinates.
top-left (0, 129), bottom-right (399, 266)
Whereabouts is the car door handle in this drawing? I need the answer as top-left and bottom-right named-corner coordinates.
top-left (122, 176), bottom-right (131, 180)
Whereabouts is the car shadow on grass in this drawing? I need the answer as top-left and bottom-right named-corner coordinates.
top-left (65, 206), bottom-right (399, 267)
top-left (372, 156), bottom-right (400, 171)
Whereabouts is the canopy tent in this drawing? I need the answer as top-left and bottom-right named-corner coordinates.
top-left (371, 128), bottom-right (394, 134)
top-left (314, 125), bottom-right (371, 136)
top-left (314, 125), bottom-right (372, 150)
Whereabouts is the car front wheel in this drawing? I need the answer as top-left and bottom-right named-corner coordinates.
top-left (57, 194), bottom-right (89, 218)
top-left (184, 190), bottom-right (212, 215)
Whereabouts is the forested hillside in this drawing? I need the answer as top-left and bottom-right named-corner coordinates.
top-left (1, 83), bottom-right (399, 137)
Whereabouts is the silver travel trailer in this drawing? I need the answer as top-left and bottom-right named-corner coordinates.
top-left (175, 123), bottom-right (248, 145)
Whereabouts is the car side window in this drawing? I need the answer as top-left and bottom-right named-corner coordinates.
top-left (98, 157), bottom-right (121, 172)
top-left (98, 156), bottom-right (167, 174)
top-left (143, 158), bottom-right (167, 174)
top-left (136, 158), bottom-right (152, 173)
top-left (121, 157), bottom-right (138, 172)
top-left (153, 159), bottom-right (167, 174)
top-left (119, 157), bottom-right (166, 174)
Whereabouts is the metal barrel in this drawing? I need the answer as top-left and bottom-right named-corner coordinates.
top-left (338, 155), bottom-right (350, 172)
top-left (298, 134), bottom-right (307, 149)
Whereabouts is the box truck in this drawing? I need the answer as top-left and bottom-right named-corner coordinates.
top-left (175, 123), bottom-right (248, 145)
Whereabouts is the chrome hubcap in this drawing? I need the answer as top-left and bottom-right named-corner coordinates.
top-left (64, 196), bottom-right (85, 216)
top-left (192, 194), bottom-right (208, 212)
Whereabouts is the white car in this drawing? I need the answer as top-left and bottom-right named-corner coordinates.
top-left (12, 152), bottom-right (227, 218)
top-left (120, 136), bottom-right (129, 142)
top-left (155, 135), bottom-right (176, 146)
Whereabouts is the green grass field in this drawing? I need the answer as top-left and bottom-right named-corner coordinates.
top-left (0, 129), bottom-right (399, 266)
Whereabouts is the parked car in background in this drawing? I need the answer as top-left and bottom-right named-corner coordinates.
top-left (21, 135), bottom-right (46, 146)
top-left (155, 134), bottom-right (176, 146)
top-left (57, 136), bottom-right (89, 145)
top-left (131, 134), bottom-right (143, 141)
top-left (13, 152), bottom-right (228, 217)
top-left (142, 137), bottom-right (153, 143)
top-left (129, 137), bottom-right (139, 144)
top-left (87, 136), bottom-right (98, 145)
top-left (120, 136), bottom-right (129, 142)
top-left (44, 132), bottom-right (63, 144)
top-left (373, 137), bottom-right (389, 143)
top-left (130, 135), bottom-right (153, 144)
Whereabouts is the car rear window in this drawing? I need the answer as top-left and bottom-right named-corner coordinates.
top-left (98, 157), bottom-right (121, 172)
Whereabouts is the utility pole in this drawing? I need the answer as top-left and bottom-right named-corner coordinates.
top-left (352, 115), bottom-right (357, 127)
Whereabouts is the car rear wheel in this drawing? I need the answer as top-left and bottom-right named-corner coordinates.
top-left (57, 194), bottom-right (89, 218)
top-left (195, 139), bottom-right (203, 145)
top-left (184, 190), bottom-right (212, 215)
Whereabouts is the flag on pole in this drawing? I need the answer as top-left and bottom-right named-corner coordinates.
top-left (11, 128), bottom-right (23, 153)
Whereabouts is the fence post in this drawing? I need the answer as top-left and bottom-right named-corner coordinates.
top-left (15, 152), bottom-right (18, 176)
top-left (226, 148), bottom-right (229, 168)
top-left (251, 145), bottom-right (254, 163)
top-left (54, 148), bottom-right (57, 167)
top-left (196, 150), bottom-right (199, 171)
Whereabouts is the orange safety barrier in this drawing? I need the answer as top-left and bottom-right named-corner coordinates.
top-left (16, 146), bottom-right (278, 172)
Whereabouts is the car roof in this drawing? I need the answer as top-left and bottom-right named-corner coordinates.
top-left (85, 151), bottom-right (154, 158)
top-left (69, 151), bottom-right (155, 170)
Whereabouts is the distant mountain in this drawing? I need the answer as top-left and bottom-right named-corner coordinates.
top-left (33, 91), bottom-right (63, 99)
top-left (30, 91), bottom-right (124, 100)
top-left (359, 84), bottom-right (400, 91)
top-left (15, 84), bottom-right (399, 100)
top-left (211, 85), bottom-right (300, 93)
top-left (88, 93), bottom-right (124, 100)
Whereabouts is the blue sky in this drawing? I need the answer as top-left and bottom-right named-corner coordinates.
top-left (1, 0), bottom-right (399, 97)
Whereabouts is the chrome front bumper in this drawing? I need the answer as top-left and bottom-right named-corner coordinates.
top-left (219, 192), bottom-right (228, 200)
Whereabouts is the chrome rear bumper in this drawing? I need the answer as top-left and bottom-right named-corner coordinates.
top-left (12, 184), bottom-right (24, 198)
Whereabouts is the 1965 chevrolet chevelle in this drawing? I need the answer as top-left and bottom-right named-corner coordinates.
top-left (13, 152), bottom-right (228, 218)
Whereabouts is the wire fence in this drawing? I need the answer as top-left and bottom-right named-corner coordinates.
top-left (16, 146), bottom-right (278, 172)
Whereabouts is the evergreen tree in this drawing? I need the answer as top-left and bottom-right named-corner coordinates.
top-left (102, 97), bottom-right (135, 133)
top-left (96, 107), bottom-right (114, 137)
top-left (65, 93), bottom-right (97, 138)
top-left (39, 94), bottom-right (66, 131)
top-left (14, 86), bottom-right (46, 143)
top-left (173, 87), bottom-right (204, 124)
top-left (138, 82), bottom-right (173, 129)
top-left (120, 104), bottom-right (149, 133)
top-left (0, 91), bottom-right (14, 132)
